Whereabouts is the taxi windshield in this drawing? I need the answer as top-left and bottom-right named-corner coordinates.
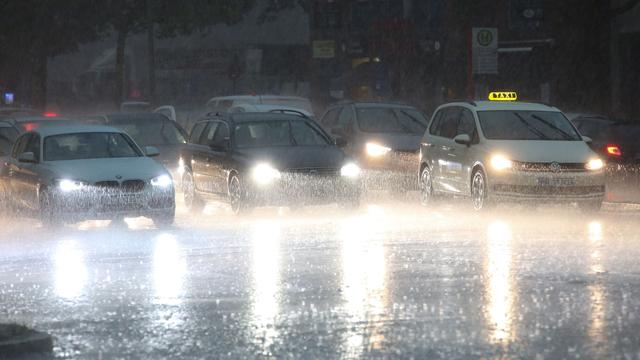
top-left (44, 132), bottom-right (142, 161)
top-left (234, 120), bottom-right (330, 148)
top-left (478, 111), bottom-right (581, 141)
top-left (357, 108), bottom-right (428, 134)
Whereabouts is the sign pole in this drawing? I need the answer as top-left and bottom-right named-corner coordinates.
top-left (467, 28), bottom-right (474, 99)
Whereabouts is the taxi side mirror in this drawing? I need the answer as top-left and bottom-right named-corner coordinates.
top-left (582, 136), bottom-right (592, 143)
top-left (454, 134), bottom-right (471, 145)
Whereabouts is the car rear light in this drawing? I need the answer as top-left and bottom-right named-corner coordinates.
top-left (43, 112), bottom-right (58, 117)
top-left (22, 123), bottom-right (38, 132)
top-left (606, 144), bottom-right (622, 157)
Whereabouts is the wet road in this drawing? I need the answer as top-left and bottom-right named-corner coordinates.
top-left (3, 200), bottom-right (640, 359)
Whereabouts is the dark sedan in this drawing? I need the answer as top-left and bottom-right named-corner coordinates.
top-left (571, 115), bottom-right (640, 202)
top-left (180, 113), bottom-right (361, 214)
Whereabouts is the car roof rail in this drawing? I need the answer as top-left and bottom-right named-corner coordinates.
top-left (268, 109), bottom-right (309, 118)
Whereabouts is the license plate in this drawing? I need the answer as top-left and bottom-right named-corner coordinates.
top-left (537, 177), bottom-right (575, 186)
top-left (105, 195), bottom-right (138, 206)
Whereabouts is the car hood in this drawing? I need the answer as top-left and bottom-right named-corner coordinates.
top-left (234, 146), bottom-right (349, 170)
top-left (44, 157), bottom-right (168, 183)
top-left (359, 133), bottom-right (422, 152)
top-left (485, 140), bottom-right (597, 163)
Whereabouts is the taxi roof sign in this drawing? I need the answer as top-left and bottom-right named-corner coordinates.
top-left (488, 92), bottom-right (518, 101)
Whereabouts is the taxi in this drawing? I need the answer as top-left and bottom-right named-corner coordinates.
top-left (419, 92), bottom-right (606, 211)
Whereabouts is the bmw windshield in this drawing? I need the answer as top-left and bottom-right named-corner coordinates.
top-left (44, 132), bottom-right (142, 161)
top-left (478, 111), bottom-right (582, 141)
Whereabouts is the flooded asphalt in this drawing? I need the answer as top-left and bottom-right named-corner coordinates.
top-left (2, 199), bottom-right (640, 359)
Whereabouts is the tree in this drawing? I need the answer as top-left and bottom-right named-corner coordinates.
top-left (0, 0), bottom-right (108, 108)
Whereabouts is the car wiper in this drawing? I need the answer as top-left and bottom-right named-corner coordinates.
top-left (529, 114), bottom-right (573, 140)
top-left (513, 112), bottom-right (549, 140)
top-left (398, 110), bottom-right (428, 133)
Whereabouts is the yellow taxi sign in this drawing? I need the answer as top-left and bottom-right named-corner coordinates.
top-left (488, 91), bottom-right (518, 101)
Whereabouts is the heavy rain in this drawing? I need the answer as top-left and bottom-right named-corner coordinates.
top-left (1, 1), bottom-right (640, 359)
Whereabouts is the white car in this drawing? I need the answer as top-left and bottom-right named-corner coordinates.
top-left (2, 125), bottom-right (175, 226)
top-left (419, 93), bottom-right (606, 211)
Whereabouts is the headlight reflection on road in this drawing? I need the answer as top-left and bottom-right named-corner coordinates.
top-left (250, 220), bottom-right (282, 354)
top-left (587, 221), bottom-right (608, 355)
top-left (54, 239), bottom-right (87, 300)
top-left (339, 214), bottom-right (388, 356)
top-left (153, 233), bottom-right (186, 305)
top-left (485, 220), bottom-right (515, 344)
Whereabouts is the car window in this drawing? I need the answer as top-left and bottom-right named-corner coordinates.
top-left (394, 109), bottom-right (429, 134)
top-left (24, 134), bottom-right (40, 161)
top-left (321, 108), bottom-right (341, 128)
top-left (457, 109), bottom-right (477, 139)
top-left (202, 122), bottom-right (219, 145)
top-left (337, 107), bottom-right (353, 129)
top-left (478, 111), bottom-right (582, 141)
top-left (0, 127), bottom-right (18, 156)
top-left (12, 134), bottom-right (30, 158)
top-left (576, 120), bottom-right (612, 141)
top-left (44, 132), bottom-right (141, 161)
top-left (234, 121), bottom-right (291, 148)
top-left (212, 123), bottom-right (229, 144)
top-left (438, 107), bottom-right (461, 139)
top-left (291, 121), bottom-right (330, 146)
top-left (356, 107), bottom-right (427, 134)
top-left (190, 122), bottom-right (207, 143)
top-left (428, 109), bottom-right (446, 136)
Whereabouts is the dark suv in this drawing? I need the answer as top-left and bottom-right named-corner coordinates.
top-left (180, 112), bottom-right (361, 214)
top-left (319, 102), bottom-right (428, 191)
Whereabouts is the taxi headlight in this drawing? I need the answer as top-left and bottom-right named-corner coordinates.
top-left (252, 163), bottom-right (281, 185)
top-left (151, 175), bottom-right (173, 188)
top-left (58, 179), bottom-right (86, 192)
top-left (585, 158), bottom-right (604, 171)
top-left (366, 142), bottom-right (391, 157)
top-left (341, 163), bottom-right (361, 178)
top-left (490, 155), bottom-right (513, 171)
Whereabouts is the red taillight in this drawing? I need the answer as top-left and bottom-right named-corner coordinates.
top-left (43, 112), bottom-right (58, 117)
top-left (606, 144), bottom-right (622, 157)
top-left (23, 123), bottom-right (38, 132)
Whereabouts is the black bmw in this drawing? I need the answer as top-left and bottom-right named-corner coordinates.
top-left (180, 112), bottom-right (361, 214)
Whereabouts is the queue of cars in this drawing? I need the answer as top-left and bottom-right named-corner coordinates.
top-left (0, 91), bottom-right (620, 226)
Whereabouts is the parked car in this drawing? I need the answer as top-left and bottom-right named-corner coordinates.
top-left (319, 101), bottom-right (428, 191)
top-left (180, 112), bottom-right (361, 214)
top-left (1, 125), bottom-right (175, 226)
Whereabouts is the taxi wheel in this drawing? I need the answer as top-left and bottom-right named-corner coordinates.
top-left (229, 174), bottom-right (252, 215)
top-left (471, 170), bottom-right (493, 211)
top-left (420, 166), bottom-right (435, 206)
top-left (39, 189), bottom-right (61, 227)
top-left (182, 171), bottom-right (203, 213)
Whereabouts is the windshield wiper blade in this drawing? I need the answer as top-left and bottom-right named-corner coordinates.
top-left (513, 112), bottom-right (549, 140)
top-left (529, 114), bottom-right (573, 140)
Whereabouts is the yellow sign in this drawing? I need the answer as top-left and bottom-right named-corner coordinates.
top-left (488, 92), bottom-right (518, 101)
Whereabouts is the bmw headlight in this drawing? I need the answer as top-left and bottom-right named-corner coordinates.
top-left (366, 142), bottom-right (391, 157)
top-left (585, 158), bottom-right (604, 171)
top-left (252, 163), bottom-right (281, 185)
top-left (340, 163), bottom-right (361, 178)
top-left (490, 154), bottom-right (513, 171)
top-left (151, 174), bottom-right (173, 188)
top-left (58, 179), bottom-right (86, 192)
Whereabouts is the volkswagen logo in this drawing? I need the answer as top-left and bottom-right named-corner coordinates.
top-left (115, 175), bottom-right (123, 180)
top-left (549, 162), bottom-right (561, 173)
